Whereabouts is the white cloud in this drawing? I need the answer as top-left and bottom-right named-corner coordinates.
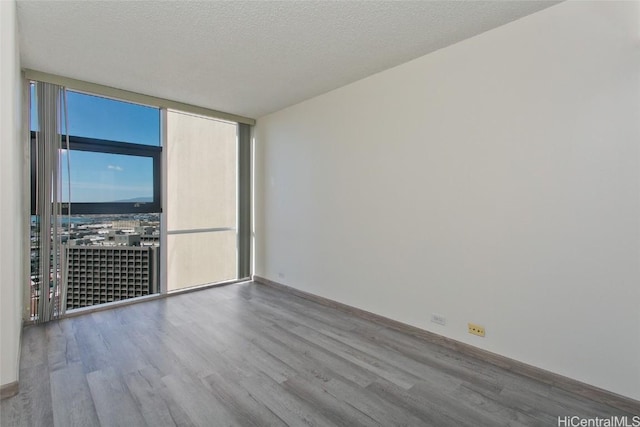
top-left (107, 165), bottom-right (123, 171)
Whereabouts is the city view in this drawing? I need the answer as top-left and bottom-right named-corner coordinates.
top-left (30, 213), bottom-right (160, 315)
top-left (29, 87), bottom-right (163, 318)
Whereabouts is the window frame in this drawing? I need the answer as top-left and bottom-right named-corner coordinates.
top-left (30, 131), bottom-right (162, 215)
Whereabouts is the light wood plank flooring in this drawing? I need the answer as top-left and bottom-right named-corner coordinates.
top-left (1, 281), bottom-right (635, 426)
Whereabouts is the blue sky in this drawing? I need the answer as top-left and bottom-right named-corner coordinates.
top-left (31, 88), bottom-right (159, 202)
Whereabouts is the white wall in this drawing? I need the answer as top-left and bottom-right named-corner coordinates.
top-left (0, 0), bottom-right (24, 390)
top-left (255, 1), bottom-right (640, 400)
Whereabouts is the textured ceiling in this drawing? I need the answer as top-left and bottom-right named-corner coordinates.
top-left (17, 1), bottom-right (558, 119)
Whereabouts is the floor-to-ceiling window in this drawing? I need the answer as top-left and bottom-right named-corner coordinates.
top-left (29, 84), bottom-right (162, 319)
top-left (28, 77), bottom-right (252, 320)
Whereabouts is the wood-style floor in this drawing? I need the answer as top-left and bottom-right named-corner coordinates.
top-left (1, 281), bottom-right (634, 426)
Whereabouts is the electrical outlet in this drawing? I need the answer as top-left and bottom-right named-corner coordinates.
top-left (468, 323), bottom-right (485, 337)
top-left (431, 314), bottom-right (446, 326)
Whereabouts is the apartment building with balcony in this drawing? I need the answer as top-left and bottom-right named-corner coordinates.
top-left (63, 245), bottom-right (159, 309)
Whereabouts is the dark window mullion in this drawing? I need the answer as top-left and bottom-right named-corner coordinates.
top-left (31, 131), bottom-right (162, 215)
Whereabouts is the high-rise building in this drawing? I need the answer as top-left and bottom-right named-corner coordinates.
top-left (111, 220), bottom-right (141, 230)
top-left (62, 245), bottom-right (158, 309)
top-left (114, 233), bottom-right (141, 246)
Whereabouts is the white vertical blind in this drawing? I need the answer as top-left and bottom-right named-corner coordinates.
top-left (33, 81), bottom-right (69, 322)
